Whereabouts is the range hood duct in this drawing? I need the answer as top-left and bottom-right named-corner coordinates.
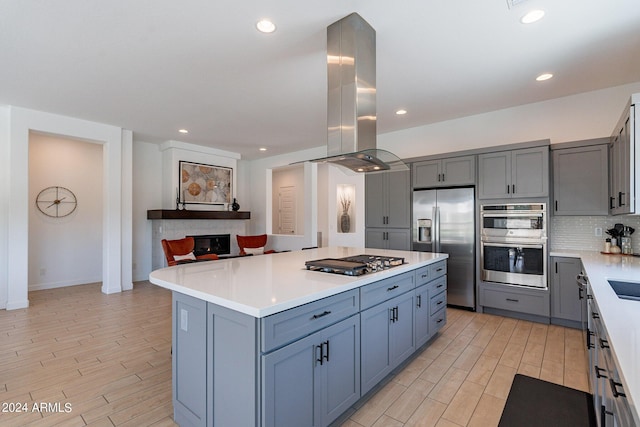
top-left (309, 13), bottom-right (408, 173)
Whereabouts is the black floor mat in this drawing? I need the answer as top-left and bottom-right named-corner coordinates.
top-left (498, 374), bottom-right (597, 427)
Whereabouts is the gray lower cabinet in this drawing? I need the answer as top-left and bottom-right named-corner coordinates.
top-left (478, 146), bottom-right (549, 199)
top-left (365, 228), bottom-right (410, 250)
top-left (360, 291), bottom-right (414, 395)
top-left (479, 282), bottom-right (550, 318)
top-left (412, 155), bottom-right (476, 188)
top-left (415, 275), bottom-right (447, 348)
top-left (550, 256), bottom-right (583, 326)
top-left (588, 292), bottom-right (634, 426)
top-left (262, 315), bottom-right (360, 427)
top-left (170, 261), bottom-right (448, 427)
top-left (552, 142), bottom-right (609, 215)
top-left (172, 293), bottom-right (208, 427)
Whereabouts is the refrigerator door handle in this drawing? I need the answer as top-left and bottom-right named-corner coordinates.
top-left (433, 206), bottom-right (440, 252)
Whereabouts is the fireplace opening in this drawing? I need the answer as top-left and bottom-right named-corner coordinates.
top-left (188, 234), bottom-right (231, 256)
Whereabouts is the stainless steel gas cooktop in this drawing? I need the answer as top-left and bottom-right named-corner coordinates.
top-left (304, 254), bottom-right (404, 276)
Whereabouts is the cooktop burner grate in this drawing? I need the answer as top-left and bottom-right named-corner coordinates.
top-left (305, 254), bottom-right (404, 276)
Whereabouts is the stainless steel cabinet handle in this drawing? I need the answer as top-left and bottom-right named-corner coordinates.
top-left (512, 184), bottom-right (516, 194)
top-left (506, 298), bottom-right (519, 303)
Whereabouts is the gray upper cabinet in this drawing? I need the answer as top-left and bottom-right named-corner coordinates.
top-left (553, 143), bottom-right (609, 215)
top-left (609, 100), bottom-right (636, 215)
top-left (412, 155), bottom-right (476, 188)
top-left (478, 146), bottom-right (549, 199)
top-left (364, 228), bottom-right (411, 251)
top-left (365, 170), bottom-right (410, 228)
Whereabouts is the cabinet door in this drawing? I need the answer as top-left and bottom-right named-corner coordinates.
top-left (478, 152), bottom-right (511, 199)
top-left (412, 160), bottom-right (442, 188)
top-left (262, 333), bottom-right (317, 427)
top-left (511, 146), bottom-right (549, 198)
top-left (365, 173), bottom-right (386, 227)
top-left (360, 302), bottom-right (392, 395)
top-left (550, 257), bottom-right (582, 322)
top-left (386, 228), bottom-right (411, 251)
top-left (387, 170), bottom-right (410, 228)
top-left (317, 316), bottom-right (360, 427)
top-left (441, 155), bottom-right (476, 186)
top-left (618, 114), bottom-right (633, 214)
top-left (172, 293), bottom-right (207, 427)
top-left (414, 285), bottom-right (431, 348)
top-left (553, 144), bottom-right (608, 215)
top-left (365, 229), bottom-right (386, 249)
top-left (389, 292), bottom-right (415, 369)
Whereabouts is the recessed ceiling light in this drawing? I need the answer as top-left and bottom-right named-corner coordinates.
top-left (536, 73), bottom-right (553, 81)
top-left (259, 147), bottom-right (267, 151)
top-left (178, 129), bottom-right (189, 134)
top-left (256, 19), bottom-right (276, 33)
top-left (396, 109), bottom-right (407, 115)
top-left (521, 9), bottom-right (545, 24)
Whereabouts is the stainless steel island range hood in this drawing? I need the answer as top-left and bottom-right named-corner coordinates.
top-left (308, 13), bottom-right (408, 173)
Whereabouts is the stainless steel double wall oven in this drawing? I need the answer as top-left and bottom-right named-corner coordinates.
top-left (480, 203), bottom-right (547, 289)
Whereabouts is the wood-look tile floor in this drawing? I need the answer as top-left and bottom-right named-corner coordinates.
top-left (0, 282), bottom-right (589, 427)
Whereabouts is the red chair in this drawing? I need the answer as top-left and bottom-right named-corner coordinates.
top-left (236, 234), bottom-right (276, 256)
top-left (161, 237), bottom-right (219, 266)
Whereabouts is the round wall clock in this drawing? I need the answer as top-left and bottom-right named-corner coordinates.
top-left (36, 186), bottom-right (78, 218)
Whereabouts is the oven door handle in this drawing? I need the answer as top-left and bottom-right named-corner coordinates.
top-left (481, 213), bottom-right (544, 219)
top-left (481, 242), bottom-right (544, 249)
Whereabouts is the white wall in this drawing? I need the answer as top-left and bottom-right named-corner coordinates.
top-left (132, 141), bottom-right (163, 281)
top-left (245, 83), bottom-right (640, 253)
top-left (0, 106), bottom-right (9, 308)
top-left (28, 134), bottom-right (103, 290)
top-left (378, 82), bottom-right (640, 159)
top-left (160, 140), bottom-right (240, 210)
top-left (246, 146), bottom-right (325, 251)
top-left (3, 107), bottom-right (131, 309)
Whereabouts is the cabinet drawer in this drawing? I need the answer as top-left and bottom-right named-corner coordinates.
top-left (429, 307), bottom-right (446, 333)
top-left (415, 265), bottom-right (432, 287)
top-left (360, 271), bottom-right (415, 310)
top-left (430, 290), bottom-right (446, 314)
top-left (427, 276), bottom-right (447, 296)
top-left (482, 288), bottom-right (549, 316)
top-left (415, 261), bottom-right (446, 287)
top-left (261, 289), bottom-right (359, 353)
top-left (430, 261), bottom-right (447, 280)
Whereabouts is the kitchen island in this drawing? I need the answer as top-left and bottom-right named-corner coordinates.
top-left (550, 250), bottom-right (640, 426)
top-left (149, 247), bottom-right (449, 427)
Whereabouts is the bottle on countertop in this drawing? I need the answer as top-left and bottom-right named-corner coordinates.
top-left (605, 238), bottom-right (611, 253)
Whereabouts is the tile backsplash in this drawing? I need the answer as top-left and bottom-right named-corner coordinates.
top-left (550, 215), bottom-right (640, 253)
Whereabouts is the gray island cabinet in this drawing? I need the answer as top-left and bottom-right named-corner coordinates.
top-left (150, 247), bottom-right (448, 427)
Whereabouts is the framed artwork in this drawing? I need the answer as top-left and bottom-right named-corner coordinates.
top-left (179, 161), bottom-right (232, 205)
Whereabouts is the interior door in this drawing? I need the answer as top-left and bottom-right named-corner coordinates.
top-left (278, 186), bottom-right (297, 234)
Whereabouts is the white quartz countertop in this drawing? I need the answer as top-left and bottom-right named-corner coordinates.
top-left (149, 246), bottom-right (448, 318)
top-left (551, 250), bottom-right (640, 425)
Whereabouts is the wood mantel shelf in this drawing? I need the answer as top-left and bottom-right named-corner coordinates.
top-left (147, 210), bottom-right (250, 220)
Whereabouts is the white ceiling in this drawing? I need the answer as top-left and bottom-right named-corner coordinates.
top-left (1, 0), bottom-right (639, 159)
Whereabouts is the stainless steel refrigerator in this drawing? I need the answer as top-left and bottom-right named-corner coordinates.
top-left (412, 187), bottom-right (475, 309)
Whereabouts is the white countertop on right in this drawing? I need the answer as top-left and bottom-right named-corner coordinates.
top-left (553, 250), bottom-right (640, 425)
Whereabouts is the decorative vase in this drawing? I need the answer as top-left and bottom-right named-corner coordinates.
top-left (340, 212), bottom-right (350, 233)
top-left (231, 198), bottom-right (240, 211)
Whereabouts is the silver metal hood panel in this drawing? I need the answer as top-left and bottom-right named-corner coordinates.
top-left (309, 13), bottom-right (407, 173)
